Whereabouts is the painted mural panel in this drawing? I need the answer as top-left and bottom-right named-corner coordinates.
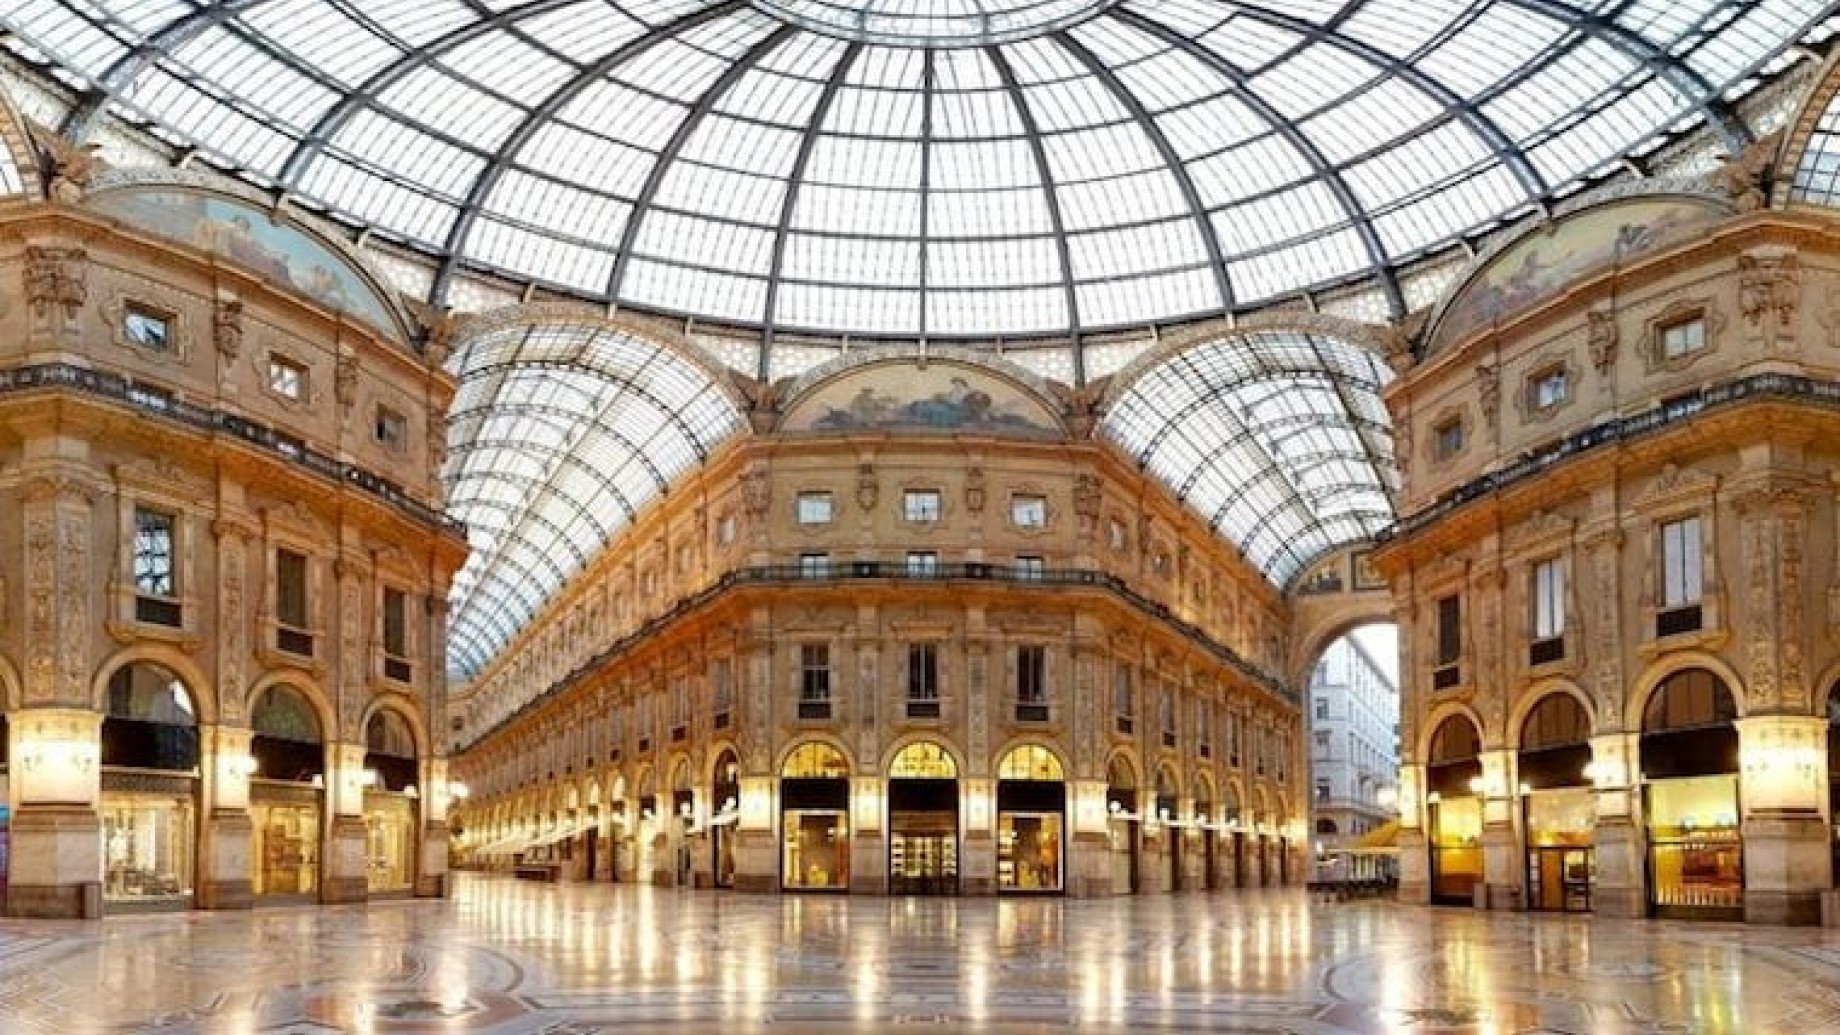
top-left (1432, 197), bottom-right (1726, 350)
top-left (88, 188), bottom-right (400, 333)
top-left (781, 361), bottom-right (1061, 435)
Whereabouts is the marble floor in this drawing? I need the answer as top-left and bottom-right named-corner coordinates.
top-left (2, 875), bottom-right (1838, 1033)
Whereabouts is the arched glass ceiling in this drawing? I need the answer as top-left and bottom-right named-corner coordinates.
top-left (443, 320), bottom-right (745, 679)
top-left (1790, 83), bottom-right (1840, 206)
top-left (3, 0), bottom-right (1826, 340)
top-left (1103, 331), bottom-right (1396, 587)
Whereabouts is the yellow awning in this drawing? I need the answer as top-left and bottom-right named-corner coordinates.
top-left (1349, 819), bottom-right (1400, 851)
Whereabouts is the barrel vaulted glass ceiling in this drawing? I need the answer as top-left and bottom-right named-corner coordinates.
top-left (4, 0), bottom-right (1828, 340)
top-left (1790, 86), bottom-right (1840, 206)
top-left (1103, 331), bottom-right (1395, 586)
top-left (444, 319), bottom-right (745, 678)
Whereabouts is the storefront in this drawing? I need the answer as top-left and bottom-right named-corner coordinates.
top-left (1155, 767), bottom-right (1179, 892)
top-left (99, 663), bottom-right (200, 910)
top-left (1424, 714), bottom-right (1483, 906)
top-left (995, 745), bottom-right (1064, 894)
top-left (250, 685), bottom-right (325, 901)
top-left (362, 710), bottom-right (419, 895)
top-left (1642, 669), bottom-right (1742, 919)
top-left (888, 741), bottom-right (959, 895)
top-left (711, 750), bottom-right (739, 889)
top-left (1106, 756), bottom-right (1140, 894)
top-left (1519, 693), bottom-right (1595, 912)
top-left (781, 742), bottom-right (850, 891)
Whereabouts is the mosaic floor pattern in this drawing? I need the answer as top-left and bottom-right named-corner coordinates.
top-left (0, 874), bottom-right (1835, 1033)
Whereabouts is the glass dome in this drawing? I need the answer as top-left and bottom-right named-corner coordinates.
top-left (4, 0), bottom-right (1826, 340)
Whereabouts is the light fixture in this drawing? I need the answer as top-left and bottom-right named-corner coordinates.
top-left (448, 781), bottom-right (471, 801)
top-left (360, 768), bottom-right (380, 789)
top-left (1466, 775), bottom-right (1484, 796)
top-left (404, 784), bottom-right (419, 799)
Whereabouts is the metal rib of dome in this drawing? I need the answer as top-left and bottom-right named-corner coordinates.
top-left (5, 0), bottom-right (1827, 340)
top-left (1103, 330), bottom-right (1396, 588)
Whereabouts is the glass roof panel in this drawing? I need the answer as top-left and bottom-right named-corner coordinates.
top-left (1103, 330), bottom-right (1396, 586)
top-left (1, 0), bottom-right (1822, 341)
top-left (1791, 81), bottom-right (1840, 208)
top-left (442, 319), bottom-right (745, 678)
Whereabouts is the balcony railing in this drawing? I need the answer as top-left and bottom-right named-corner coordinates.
top-left (0, 363), bottom-right (462, 538)
top-left (1383, 372), bottom-right (1840, 544)
top-left (460, 559), bottom-right (1296, 751)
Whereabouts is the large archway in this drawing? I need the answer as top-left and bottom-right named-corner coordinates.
top-left (780, 741), bottom-right (850, 892)
top-left (1518, 690), bottom-right (1594, 913)
top-left (1640, 668), bottom-right (1742, 920)
top-left (249, 684), bottom-right (326, 900)
top-left (100, 662), bottom-right (200, 910)
top-left (362, 708), bottom-right (420, 895)
top-left (887, 740), bottom-right (960, 896)
top-left (1423, 713), bottom-right (1483, 907)
top-left (996, 744), bottom-right (1065, 894)
top-left (1300, 620), bottom-right (1400, 886)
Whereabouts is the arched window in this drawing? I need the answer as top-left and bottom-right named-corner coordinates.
top-left (1522, 693), bottom-right (1590, 750)
top-left (781, 742), bottom-right (849, 779)
top-left (251, 685), bottom-right (323, 783)
top-left (890, 741), bottom-right (957, 779)
top-left (1316, 818), bottom-right (1339, 835)
top-left (1643, 669), bottom-right (1737, 732)
top-left (1428, 715), bottom-right (1481, 764)
top-left (1640, 668), bottom-right (1738, 780)
top-left (364, 709), bottom-right (418, 791)
top-left (102, 662), bottom-right (198, 771)
top-left (997, 744), bottom-right (1063, 782)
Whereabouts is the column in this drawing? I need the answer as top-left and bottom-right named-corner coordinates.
top-left (1738, 714), bottom-right (1828, 925)
top-left (1479, 749), bottom-right (1521, 909)
top-left (732, 775), bottom-right (777, 893)
top-left (197, 724), bottom-right (255, 909)
top-left (961, 777), bottom-right (995, 895)
top-left (1396, 763), bottom-right (1429, 905)
top-left (850, 774), bottom-right (885, 894)
top-left (8, 710), bottom-right (102, 918)
top-left (1066, 778), bottom-right (1110, 897)
top-left (418, 755), bottom-right (451, 898)
top-left (323, 742), bottom-right (368, 903)
top-left (1176, 793), bottom-right (1201, 890)
top-left (1588, 731), bottom-right (1643, 918)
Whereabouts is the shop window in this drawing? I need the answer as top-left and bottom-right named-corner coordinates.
top-left (797, 491), bottom-right (833, 525)
top-left (133, 506), bottom-right (181, 627)
top-left (1011, 494), bottom-right (1047, 528)
top-left (903, 489), bottom-right (941, 523)
top-left (267, 354), bottom-right (307, 400)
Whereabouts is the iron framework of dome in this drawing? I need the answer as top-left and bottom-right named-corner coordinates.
top-left (4, 0), bottom-right (1829, 341)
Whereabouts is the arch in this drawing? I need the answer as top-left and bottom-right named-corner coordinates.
top-left (995, 742), bottom-right (1065, 782)
top-left (775, 349), bottom-right (1069, 436)
top-left (1778, 48), bottom-right (1840, 208)
top-left (1193, 769), bottom-right (1218, 805)
top-left (779, 738), bottom-right (853, 778)
top-left (361, 700), bottom-right (424, 759)
top-left (1418, 700), bottom-right (1490, 762)
top-left (1104, 750), bottom-right (1140, 790)
top-left (1153, 761), bottom-right (1184, 800)
top-left (1106, 312), bottom-right (1395, 397)
top-left (1099, 324), bottom-right (1397, 588)
top-left (708, 743), bottom-right (741, 786)
top-left (245, 672), bottom-right (337, 743)
top-left (887, 739), bottom-right (960, 780)
top-left (1221, 776), bottom-right (1245, 817)
top-left (92, 645), bottom-right (216, 727)
top-left (359, 695), bottom-right (431, 759)
top-left (1626, 652), bottom-right (1748, 732)
top-left (1512, 682), bottom-right (1595, 751)
top-left (668, 754), bottom-right (695, 792)
top-left (1641, 668), bottom-right (1740, 734)
top-left (1289, 603), bottom-right (1399, 690)
top-left (1315, 818), bottom-right (1339, 835)
top-left (0, 83), bottom-right (40, 200)
top-left (1426, 712), bottom-right (1483, 765)
top-left (250, 683), bottom-right (326, 744)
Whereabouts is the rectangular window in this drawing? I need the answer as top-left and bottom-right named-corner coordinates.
top-left (1011, 495), bottom-right (1047, 528)
top-left (374, 407), bottom-right (407, 450)
top-left (267, 355), bottom-right (307, 400)
top-left (1314, 697), bottom-right (1328, 720)
top-left (800, 644), bottom-right (831, 703)
top-left (1436, 594), bottom-right (1462, 667)
top-left (799, 553), bottom-right (830, 579)
top-left (906, 551), bottom-right (938, 577)
top-left (1661, 516), bottom-right (1703, 608)
top-left (133, 507), bottom-right (176, 598)
top-left (123, 305), bottom-right (171, 352)
top-left (1433, 418), bottom-right (1464, 460)
top-left (1314, 730), bottom-right (1330, 749)
top-left (907, 644), bottom-right (938, 701)
top-left (1532, 368), bottom-right (1568, 409)
top-left (1016, 645), bottom-right (1046, 703)
top-left (796, 492), bottom-right (833, 525)
top-left (1532, 558), bottom-right (1565, 640)
top-left (276, 549), bottom-right (309, 629)
top-left (382, 587), bottom-right (407, 658)
top-left (1015, 555), bottom-right (1044, 580)
top-left (1661, 317), bottom-right (1706, 358)
top-left (903, 489), bottom-right (941, 523)
top-left (1316, 780), bottom-right (1331, 802)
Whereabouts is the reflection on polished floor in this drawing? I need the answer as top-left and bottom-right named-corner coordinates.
top-left (3, 873), bottom-right (1835, 1033)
